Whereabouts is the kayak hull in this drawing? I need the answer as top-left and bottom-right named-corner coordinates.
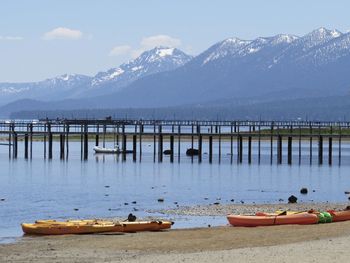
top-left (22, 220), bottom-right (173, 235)
top-left (327, 210), bottom-right (350, 222)
top-left (227, 213), bottom-right (319, 227)
top-left (21, 223), bottom-right (120, 235)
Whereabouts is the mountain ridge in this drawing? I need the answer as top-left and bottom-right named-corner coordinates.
top-left (1, 27), bottom-right (350, 118)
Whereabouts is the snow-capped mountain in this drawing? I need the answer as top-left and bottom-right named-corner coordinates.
top-left (87, 47), bottom-right (192, 96)
top-left (1, 27), bottom-right (350, 112)
top-left (0, 47), bottom-right (192, 105)
top-left (98, 27), bottom-right (350, 108)
top-left (0, 74), bottom-right (92, 105)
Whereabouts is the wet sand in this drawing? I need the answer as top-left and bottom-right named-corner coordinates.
top-left (2, 220), bottom-right (350, 262)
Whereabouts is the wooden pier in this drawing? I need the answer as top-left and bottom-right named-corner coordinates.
top-left (0, 119), bottom-right (349, 165)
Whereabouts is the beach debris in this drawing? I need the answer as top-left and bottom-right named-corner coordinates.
top-left (126, 213), bottom-right (137, 222)
top-left (132, 201), bottom-right (137, 204)
top-left (288, 195), bottom-right (298, 203)
top-left (300, 188), bottom-right (308, 194)
top-left (186, 148), bottom-right (199, 156)
top-left (163, 149), bottom-right (172, 155)
top-left (158, 198), bottom-right (164, 202)
top-left (213, 202), bottom-right (220, 205)
top-left (74, 208), bottom-right (79, 211)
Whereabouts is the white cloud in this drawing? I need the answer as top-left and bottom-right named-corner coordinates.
top-left (42, 27), bottom-right (83, 40)
top-left (111, 34), bottom-right (182, 59)
top-left (140, 35), bottom-right (181, 49)
top-left (0, 36), bottom-right (23, 41)
top-left (109, 45), bottom-right (132, 56)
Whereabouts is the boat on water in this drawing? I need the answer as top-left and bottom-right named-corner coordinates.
top-left (227, 212), bottom-right (319, 227)
top-left (22, 219), bottom-right (173, 235)
top-left (93, 145), bottom-right (133, 154)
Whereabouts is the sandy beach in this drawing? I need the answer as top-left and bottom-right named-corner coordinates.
top-left (2, 203), bottom-right (350, 263)
top-left (1, 221), bottom-right (350, 262)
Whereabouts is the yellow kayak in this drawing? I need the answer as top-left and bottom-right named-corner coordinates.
top-left (22, 219), bottom-right (173, 235)
top-left (22, 222), bottom-right (121, 235)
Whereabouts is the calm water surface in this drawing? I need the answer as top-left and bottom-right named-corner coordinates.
top-left (1, 140), bottom-right (350, 243)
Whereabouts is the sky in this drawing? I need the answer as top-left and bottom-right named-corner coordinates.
top-left (1, 0), bottom-right (350, 82)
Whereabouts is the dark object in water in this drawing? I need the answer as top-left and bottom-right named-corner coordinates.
top-left (288, 195), bottom-right (298, 203)
top-left (74, 208), bottom-right (79, 211)
top-left (163, 149), bottom-right (172, 155)
top-left (186, 148), bottom-right (199, 156)
top-left (300, 188), bottom-right (308, 194)
top-left (126, 213), bottom-right (137, 222)
top-left (157, 198), bottom-right (164, 202)
top-left (132, 201), bottom-right (137, 204)
top-left (345, 191), bottom-right (350, 194)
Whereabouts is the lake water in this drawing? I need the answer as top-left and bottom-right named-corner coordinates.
top-left (1, 139), bottom-right (350, 243)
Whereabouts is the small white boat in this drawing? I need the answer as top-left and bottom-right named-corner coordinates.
top-left (93, 145), bottom-right (133, 154)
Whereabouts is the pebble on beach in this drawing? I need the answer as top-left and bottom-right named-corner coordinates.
top-left (288, 195), bottom-right (298, 203)
top-left (300, 188), bottom-right (308, 194)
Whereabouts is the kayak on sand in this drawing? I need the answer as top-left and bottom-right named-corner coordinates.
top-left (227, 212), bottom-right (319, 227)
top-left (22, 219), bottom-right (173, 235)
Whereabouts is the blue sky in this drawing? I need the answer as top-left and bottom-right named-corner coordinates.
top-left (1, 0), bottom-right (350, 82)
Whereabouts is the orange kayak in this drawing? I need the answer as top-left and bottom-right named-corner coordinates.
top-left (22, 219), bottom-right (173, 235)
top-left (227, 213), bottom-right (319, 227)
top-left (21, 222), bottom-right (121, 235)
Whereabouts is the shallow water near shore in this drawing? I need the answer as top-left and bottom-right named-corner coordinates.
top-left (1, 140), bottom-right (350, 243)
